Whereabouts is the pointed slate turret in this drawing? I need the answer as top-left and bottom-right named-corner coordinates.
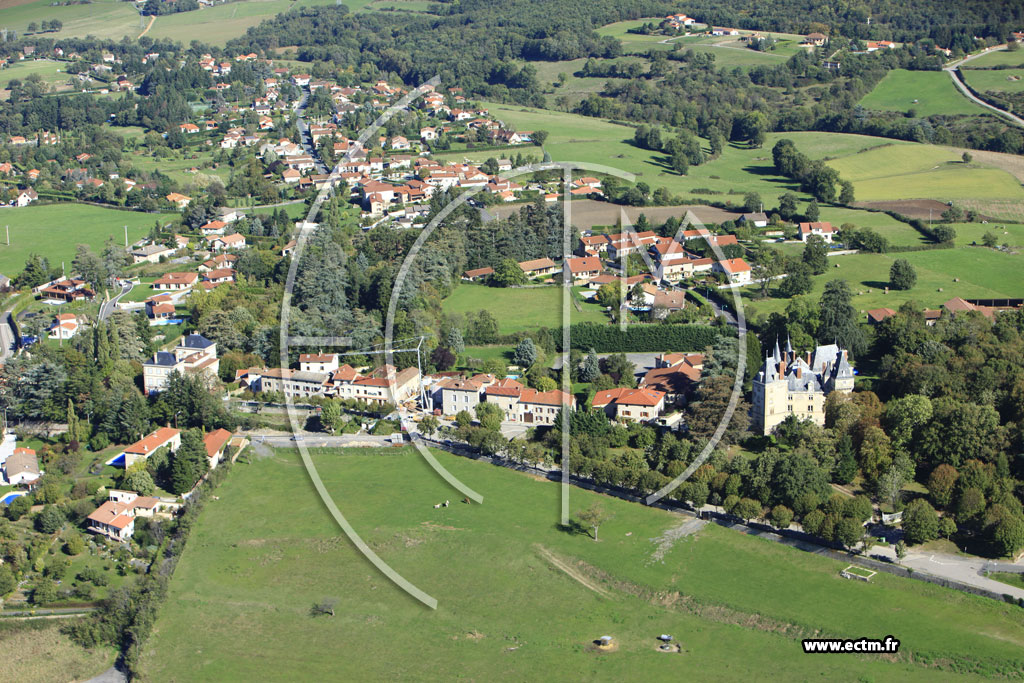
top-left (773, 337), bottom-right (781, 363)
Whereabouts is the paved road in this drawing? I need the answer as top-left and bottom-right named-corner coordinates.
top-left (902, 550), bottom-right (1024, 600)
top-left (0, 310), bottom-right (15, 362)
top-left (944, 45), bottom-right (1024, 128)
top-left (294, 90), bottom-right (330, 174)
top-left (99, 282), bottom-right (133, 321)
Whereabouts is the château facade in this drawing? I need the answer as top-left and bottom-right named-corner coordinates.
top-left (751, 339), bottom-right (855, 435)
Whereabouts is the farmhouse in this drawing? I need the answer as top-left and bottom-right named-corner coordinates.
top-left (738, 212), bottom-right (768, 228)
top-left (15, 189), bottom-right (37, 206)
top-left (866, 308), bottom-right (898, 325)
top-left (166, 193), bottom-right (192, 208)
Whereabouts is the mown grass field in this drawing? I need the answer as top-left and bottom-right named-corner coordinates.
top-left (742, 247), bottom-right (1024, 318)
top-left (826, 143), bottom-right (1024, 203)
top-left (960, 49), bottom-right (1024, 69)
top-left (442, 283), bottom-right (607, 334)
top-left (146, 0), bottom-right (337, 45)
top-left (962, 68), bottom-right (1024, 93)
top-left (858, 69), bottom-right (986, 117)
top-left (0, 0), bottom-right (139, 40)
top-left (0, 0), bottom-right (345, 45)
top-left (482, 102), bottom-right (1024, 227)
top-left (140, 447), bottom-right (1024, 681)
top-left (0, 203), bottom-right (173, 277)
top-left (0, 58), bottom-right (73, 89)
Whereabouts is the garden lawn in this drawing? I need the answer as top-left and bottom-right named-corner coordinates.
top-left (0, 203), bottom-right (174, 277)
top-left (140, 447), bottom-right (1024, 681)
top-left (442, 283), bottom-right (606, 334)
top-left (0, 621), bottom-right (113, 682)
top-left (858, 69), bottom-right (987, 117)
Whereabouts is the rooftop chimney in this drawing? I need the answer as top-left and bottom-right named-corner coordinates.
top-left (796, 367), bottom-right (802, 378)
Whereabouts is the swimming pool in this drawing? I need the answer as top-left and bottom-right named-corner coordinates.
top-left (0, 492), bottom-right (25, 505)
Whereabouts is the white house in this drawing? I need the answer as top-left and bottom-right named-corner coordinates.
top-left (3, 448), bottom-right (40, 486)
top-left (799, 222), bottom-right (835, 243)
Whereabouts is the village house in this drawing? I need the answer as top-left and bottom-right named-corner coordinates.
top-left (738, 212), bottom-right (769, 228)
top-left (299, 353), bottom-right (340, 373)
top-left (203, 428), bottom-right (232, 469)
top-left (206, 233), bottom-right (248, 251)
top-left (15, 188), bottom-right (37, 206)
top-left (121, 428), bottom-right (182, 469)
top-left (198, 219), bottom-right (228, 235)
top-left (462, 266), bottom-right (494, 282)
top-left (640, 353), bottom-right (703, 404)
top-left (131, 243), bottom-right (175, 264)
top-left (799, 222), bottom-right (835, 242)
top-left (591, 387), bottom-right (667, 423)
top-left (518, 257), bottom-right (559, 278)
top-left (166, 192), bottom-right (192, 208)
top-left (39, 278), bottom-right (94, 303)
top-left (482, 379), bottom-right (575, 425)
top-left (142, 334), bottom-right (220, 395)
top-left (3, 448), bottom-right (40, 486)
top-left (152, 272), bottom-right (198, 291)
top-left (48, 313), bottom-right (80, 339)
top-left (437, 375), bottom-right (495, 415)
top-left (86, 490), bottom-right (162, 541)
top-left (714, 257), bottom-right (752, 285)
top-left (565, 256), bottom-right (604, 283)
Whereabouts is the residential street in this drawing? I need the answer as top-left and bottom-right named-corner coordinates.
top-left (99, 281), bottom-right (133, 321)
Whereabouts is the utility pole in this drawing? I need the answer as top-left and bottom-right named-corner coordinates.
top-left (124, 224), bottom-right (128, 247)
top-left (5, 225), bottom-right (8, 245)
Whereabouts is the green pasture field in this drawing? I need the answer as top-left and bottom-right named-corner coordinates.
top-left (129, 150), bottom-right (232, 187)
top-left (0, 203), bottom-right (173, 276)
top-left (0, 58), bottom-right (74, 89)
top-left (146, 0), bottom-right (336, 45)
top-left (962, 68), bottom-right (1024, 93)
top-left (815, 206), bottom-right (928, 246)
top-left (140, 447), bottom-right (1024, 680)
top-left (951, 221), bottom-right (1024, 247)
top-left (827, 143), bottom-right (1024, 203)
top-left (741, 247), bottom-right (1024, 318)
top-left (480, 102), bottom-right (1016, 225)
top-left (0, 0), bottom-right (140, 41)
top-left (460, 344), bottom-right (514, 367)
top-left (442, 283), bottom-right (607, 334)
top-left (858, 69), bottom-right (986, 117)
top-left (0, 0), bottom-right (344, 46)
top-left (960, 49), bottom-right (1024, 69)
